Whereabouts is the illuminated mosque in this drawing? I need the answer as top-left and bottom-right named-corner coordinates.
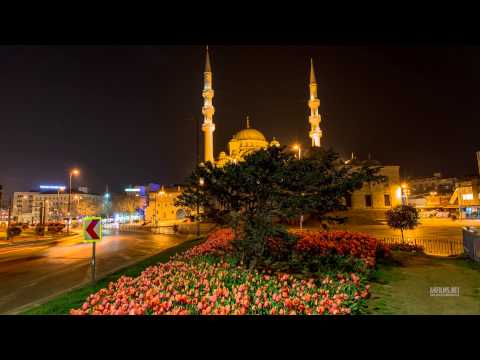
top-left (201, 46), bottom-right (322, 167)
top-left (145, 47), bottom-right (403, 226)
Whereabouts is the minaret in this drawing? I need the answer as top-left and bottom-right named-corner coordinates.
top-left (202, 46), bottom-right (215, 163)
top-left (308, 58), bottom-right (322, 147)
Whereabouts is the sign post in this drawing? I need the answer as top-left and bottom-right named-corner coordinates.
top-left (83, 216), bottom-right (102, 285)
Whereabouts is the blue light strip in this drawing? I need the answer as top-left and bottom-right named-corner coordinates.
top-left (40, 185), bottom-right (66, 190)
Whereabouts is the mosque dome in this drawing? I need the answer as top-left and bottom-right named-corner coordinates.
top-left (269, 137), bottom-right (280, 147)
top-left (233, 128), bottom-right (267, 141)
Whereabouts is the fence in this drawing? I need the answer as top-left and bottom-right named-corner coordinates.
top-left (377, 235), bottom-right (464, 257)
top-left (462, 227), bottom-right (480, 262)
top-left (117, 224), bottom-right (152, 233)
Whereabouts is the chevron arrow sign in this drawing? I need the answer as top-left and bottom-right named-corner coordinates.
top-left (83, 216), bottom-right (102, 242)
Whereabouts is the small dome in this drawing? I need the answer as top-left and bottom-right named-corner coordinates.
top-left (233, 128), bottom-right (266, 141)
top-left (270, 137), bottom-right (280, 147)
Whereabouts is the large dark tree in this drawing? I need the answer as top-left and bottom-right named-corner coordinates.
top-left (176, 145), bottom-right (384, 266)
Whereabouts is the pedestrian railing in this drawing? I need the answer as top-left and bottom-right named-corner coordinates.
top-left (118, 224), bottom-right (151, 233)
top-left (151, 226), bottom-right (176, 235)
top-left (378, 235), bottom-right (464, 257)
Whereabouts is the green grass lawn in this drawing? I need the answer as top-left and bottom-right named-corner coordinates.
top-left (367, 251), bottom-right (480, 315)
top-left (21, 236), bottom-right (205, 315)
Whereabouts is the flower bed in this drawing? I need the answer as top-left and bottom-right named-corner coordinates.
top-left (291, 230), bottom-right (387, 268)
top-left (179, 228), bottom-right (389, 268)
top-left (70, 260), bottom-right (369, 315)
top-left (179, 228), bottom-right (234, 259)
top-left (69, 228), bottom-right (387, 315)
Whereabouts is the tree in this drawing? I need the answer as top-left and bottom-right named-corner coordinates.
top-left (74, 197), bottom-right (102, 217)
top-left (386, 205), bottom-right (420, 242)
top-left (176, 145), bottom-right (384, 266)
top-left (112, 194), bottom-right (142, 222)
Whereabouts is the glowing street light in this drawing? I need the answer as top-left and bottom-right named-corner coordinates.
top-left (67, 168), bottom-right (80, 234)
top-left (293, 144), bottom-right (302, 160)
top-left (196, 178), bottom-right (205, 236)
top-left (56, 187), bottom-right (64, 221)
top-left (400, 183), bottom-right (409, 205)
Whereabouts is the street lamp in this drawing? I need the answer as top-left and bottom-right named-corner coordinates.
top-left (293, 144), bottom-right (301, 160)
top-left (57, 187), bottom-right (65, 221)
top-left (401, 183), bottom-right (409, 205)
top-left (197, 177), bottom-right (204, 236)
top-left (67, 168), bottom-right (80, 234)
top-left (153, 191), bottom-right (158, 227)
top-left (44, 200), bottom-right (49, 224)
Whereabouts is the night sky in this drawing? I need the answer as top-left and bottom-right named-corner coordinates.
top-left (1, 45), bottom-right (479, 198)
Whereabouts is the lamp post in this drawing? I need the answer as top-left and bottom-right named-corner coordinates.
top-left (401, 183), bottom-right (409, 205)
top-left (153, 191), bottom-right (157, 227)
top-left (57, 187), bottom-right (65, 221)
top-left (197, 177), bottom-right (204, 236)
top-left (44, 200), bottom-right (49, 225)
top-left (67, 169), bottom-right (79, 234)
top-left (293, 144), bottom-right (301, 160)
top-left (158, 186), bottom-right (165, 226)
top-left (293, 145), bottom-right (304, 229)
top-left (6, 194), bottom-right (13, 240)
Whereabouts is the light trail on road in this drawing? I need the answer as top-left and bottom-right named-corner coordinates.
top-left (0, 230), bottom-right (189, 314)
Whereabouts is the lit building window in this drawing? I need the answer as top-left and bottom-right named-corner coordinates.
top-left (462, 193), bottom-right (474, 201)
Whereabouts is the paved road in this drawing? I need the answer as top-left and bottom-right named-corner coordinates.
top-left (0, 229), bottom-right (189, 314)
top-left (306, 218), bottom-right (480, 241)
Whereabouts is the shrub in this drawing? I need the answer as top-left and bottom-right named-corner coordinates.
top-left (47, 223), bottom-right (65, 233)
top-left (35, 224), bottom-right (45, 236)
top-left (178, 228), bottom-right (234, 260)
top-left (179, 228), bottom-right (386, 275)
top-left (386, 205), bottom-right (420, 241)
top-left (375, 242), bottom-right (391, 259)
top-left (387, 243), bottom-right (424, 253)
top-left (7, 226), bottom-right (22, 238)
top-left (291, 230), bottom-right (379, 267)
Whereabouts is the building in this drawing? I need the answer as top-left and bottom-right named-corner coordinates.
top-left (408, 173), bottom-right (457, 195)
top-left (449, 177), bottom-right (480, 219)
top-left (12, 187), bottom-right (102, 224)
top-left (0, 208), bottom-right (8, 227)
top-left (144, 186), bottom-right (190, 226)
top-left (202, 50), bottom-right (323, 167)
top-left (201, 48), bottom-right (282, 167)
top-left (123, 183), bottom-right (161, 218)
top-left (344, 162), bottom-right (403, 211)
top-left (145, 49), bottom-right (405, 225)
top-left (216, 117), bottom-right (280, 167)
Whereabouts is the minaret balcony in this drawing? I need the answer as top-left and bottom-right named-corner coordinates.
top-left (309, 115), bottom-right (321, 125)
top-left (202, 89), bottom-right (214, 98)
top-left (308, 98), bottom-right (320, 109)
top-left (202, 122), bottom-right (215, 132)
top-left (202, 106), bottom-right (215, 117)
